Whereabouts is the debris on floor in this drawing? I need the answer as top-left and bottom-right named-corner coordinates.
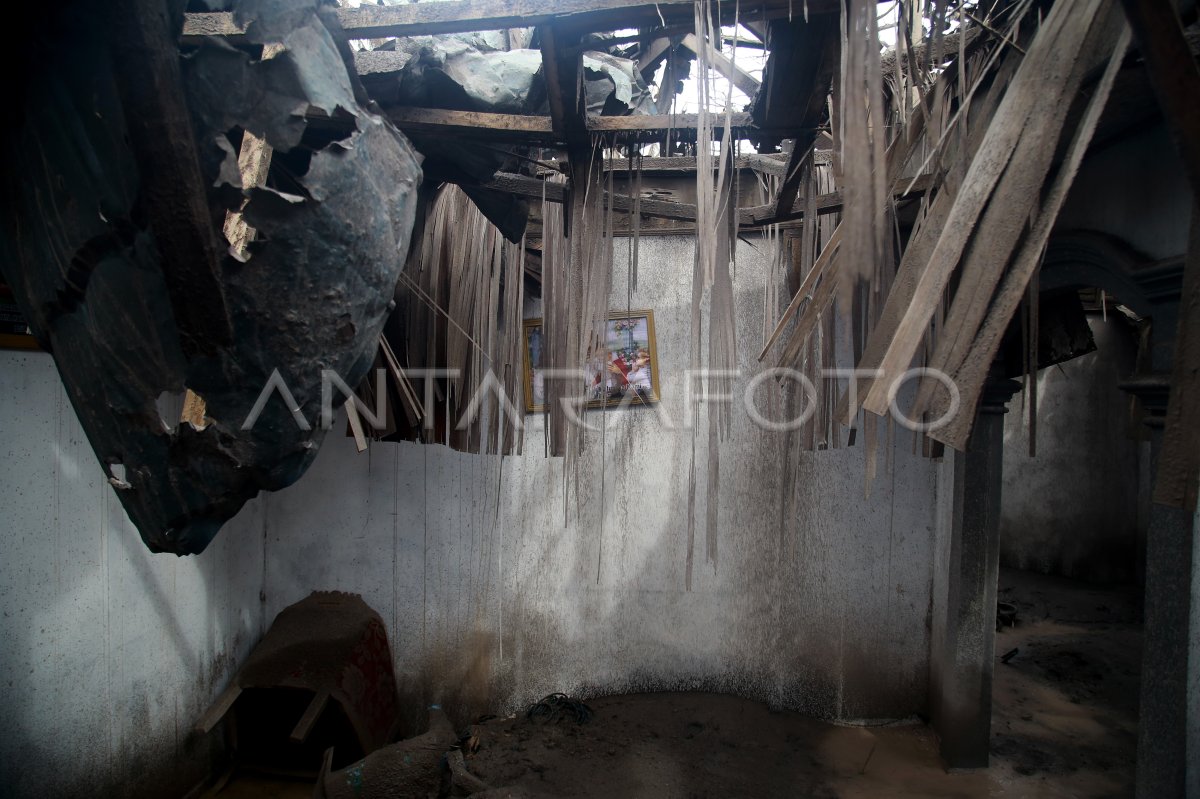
top-left (200, 569), bottom-right (1141, 798)
top-left (996, 600), bottom-right (1019, 631)
top-left (313, 706), bottom-right (457, 799)
top-left (195, 592), bottom-right (401, 776)
top-left (525, 693), bottom-right (594, 725)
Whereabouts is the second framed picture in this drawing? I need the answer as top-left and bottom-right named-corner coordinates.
top-left (523, 310), bottom-right (661, 414)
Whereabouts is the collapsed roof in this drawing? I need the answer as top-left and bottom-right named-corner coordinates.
top-left (2, 0), bottom-right (1197, 555)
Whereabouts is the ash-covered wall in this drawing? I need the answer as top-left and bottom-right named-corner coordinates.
top-left (999, 315), bottom-right (1146, 583)
top-left (0, 237), bottom-right (947, 796)
top-left (0, 351), bottom-right (268, 797)
top-left (259, 236), bottom-right (943, 730)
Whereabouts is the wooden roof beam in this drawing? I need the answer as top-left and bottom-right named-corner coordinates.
top-left (588, 112), bottom-right (754, 134)
top-left (538, 25), bottom-right (588, 148)
top-left (462, 169), bottom-right (932, 230)
top-left (385, 107), bottom-right (559, 143)
top-left (680, 33), bottom-right (761, 98)
top-left (754, 14), bottom-right (842, 218)
top-left (382, 106), bottom-right (813, 142)
top-left (743, 172), bottom-right (935, 227)
top-left (182, 0), bottom-right (842, 46)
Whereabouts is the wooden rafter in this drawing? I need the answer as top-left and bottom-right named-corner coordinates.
top-left (637, 36), bottom-right (675, 80)
top-left (110, 0), bottom-right (233, 357)
top-left (460, 169), bottom-right (932, 230)
top-left (538, 26), bottom-right (588, 147)
top-left (753, 15), bottom-right (841, 218)
top-left (382, 106), bottom-right (811, 143)
top-left (182, 0), bottom-right (843, 45)
top-left (743, 172), bottom-right (935, 227)
top-left (680, 33), bottom-right (760, 97)
top-left (385, 107), bottom-right (557, 142)
top-left (587, 112), bottom-right (756, 133)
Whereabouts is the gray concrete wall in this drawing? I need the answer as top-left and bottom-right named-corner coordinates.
top-left (999, 315), bottom-right (1143, 582)
top-left (0, 236), bottom-right (945, 796)
top-left (0, 351), bottom-right (268, 797)
top-left (1055, 125), bottom-right (1192, 262)
top-left (260, 236), bottom-right (942, 728)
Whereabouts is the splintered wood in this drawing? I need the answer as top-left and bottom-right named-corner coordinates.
top-left (389, 184), bottom-right (525, 455)
top-left (685, 0), bottom-right (740, 588)
top-left (755, 0), bottom-right (1133, 464)
top-left (344, 0), bottom-right (1146, 512)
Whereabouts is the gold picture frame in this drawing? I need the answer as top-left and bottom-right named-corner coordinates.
top-left (522, 309), bottom-right (662, 414)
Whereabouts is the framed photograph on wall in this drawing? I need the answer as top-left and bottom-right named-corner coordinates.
top-left (523, 310), bottom-right (661, 414)
top-left (0, 280), bottom-right (39, 351)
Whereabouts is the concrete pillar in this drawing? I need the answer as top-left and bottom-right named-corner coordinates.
top-left (1189, 484), bottom-right (1200, 799)
top-left (1121, 373), bottom-right (1194, 799)
top-left (932, 372), bottom-right (1021, 769)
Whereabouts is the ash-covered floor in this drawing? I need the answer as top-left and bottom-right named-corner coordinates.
top-left (211, 567), bottom-right (1141, 798)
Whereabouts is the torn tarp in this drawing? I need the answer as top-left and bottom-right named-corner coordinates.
top-left (0, 0), bottom-right (421, 554)
top-left (582, 51), bottom-right (658, 116)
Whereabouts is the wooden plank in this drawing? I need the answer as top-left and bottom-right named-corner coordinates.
top-left (539, 25), bottom-right (588, 147)
top-left (752, 15), bottom-right (840, 133)
top-left (341, 0), bottom-right (716, 38)
top-left (183, 0), bottom-right (841, 45)
top-left (758, 223), bottom-right (843, 360)
top-left (598, 153), bottom-right (827, 173)
top-left (382, 108), bottom-right (823, 143)
top-left (912, 14), bottom-right (1125, 422)
top-left (478, 172), bottom-right (568, 203)
top-left (637, 36), bottom-right (674, 79)
top-left (540, 23), bottom-right (589, 239)
top-left (344, 398), bottom-right (368, 452)
top-left (110, 0), bottom-right (233, 358)
top-left (289, 689), bottom-right (331, 744)
top-left (746, 150), bottom-right (835, 176)
top-left (521, 175), bottom-right (922, 228)
top-left (540, 26), bottom-right (570, 139)
top-left (180, 389), bottom-right (208, 430)
top-left (607, 191), bottom-right (697, 222)
top-left (743, 172), bottom-right (935, 226)
top-left (195, 684), bottom-right (242, 734)
top-left (744, 153), bottom-right (789, 176)
top-left (379, 334), bottom-right (424, 426)
top-left (385, 106), bottom-right (558, 140)
top-left (605, 155), bottom-right (738, 173)
top-left (586, 112), bottom-right (754, 133)
top-left (775, 240), bottom-right (843, 369)
top-left (752, 14), bottom-right (841, 215)
top-left (680, 33), bottom-right (761, 97)
top-left (859, 0), bottom-right (1103, 418)
top-left (928, 25), bottom-right (1131, 449)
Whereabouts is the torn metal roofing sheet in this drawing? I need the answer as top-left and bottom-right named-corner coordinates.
top-left (0, 0), bottom-right (422, 554)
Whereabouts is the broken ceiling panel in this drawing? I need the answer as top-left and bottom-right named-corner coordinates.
top-left (0, 0), bottom-right (422, 555)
